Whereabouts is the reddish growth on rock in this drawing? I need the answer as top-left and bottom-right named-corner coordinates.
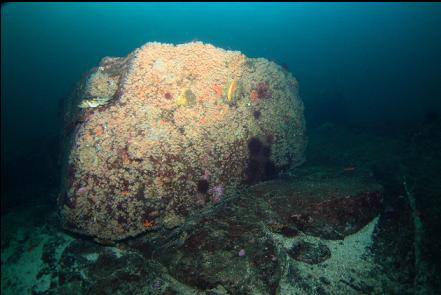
top-left (255, 82), bottom-right (272, 100)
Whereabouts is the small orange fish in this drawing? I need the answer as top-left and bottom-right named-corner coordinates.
top-left (143, 220), bottom-right (155, 229)
top-left (343, 167), bottom-right (356, 172)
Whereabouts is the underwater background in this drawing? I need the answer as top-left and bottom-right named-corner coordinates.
top-left (2, 3), bottom-right (441, 294)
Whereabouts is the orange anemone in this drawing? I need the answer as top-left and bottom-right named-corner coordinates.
top-left (213, 84), bottom-right (223, 97)
top-left (250, 90), bottom-right (258, 102)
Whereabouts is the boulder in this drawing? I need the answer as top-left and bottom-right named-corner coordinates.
top-left (59, 42), bottom-right (306, 242)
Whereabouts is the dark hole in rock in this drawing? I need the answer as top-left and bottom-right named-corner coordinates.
top-left (197, 179), bottom-right (209, 194)
top-left (263, 161), bottom-right (277, 180)
top-left (245, 159), bottom-right (261, 183)
top-left (245, 136), bottom-right (277, 183)
top-left (262, 146), bottom-right (271, 158)
top-left (253, 110), bottom-right (261, 119)
top-left (248, 137), bottom-right (263, 157)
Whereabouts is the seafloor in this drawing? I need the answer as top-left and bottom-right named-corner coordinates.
top-left (2, 122), bottom-right (440, 295)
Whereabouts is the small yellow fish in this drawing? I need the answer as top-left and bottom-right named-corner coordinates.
top-left (227, 80), bottom-right (238, 102)
top-left (176, 89), bottom-right (196, 107)
top-left (176, 94), bottom-right (189, 106)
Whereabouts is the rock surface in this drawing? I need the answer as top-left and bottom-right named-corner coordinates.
top-left (59, 42), bottom-right (306, 242)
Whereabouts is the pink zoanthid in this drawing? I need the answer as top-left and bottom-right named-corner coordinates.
top-left (210, 184), bottom-right (224, 204)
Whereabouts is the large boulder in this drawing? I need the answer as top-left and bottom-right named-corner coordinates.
top-left (59, 42), bottom-right (306, 242)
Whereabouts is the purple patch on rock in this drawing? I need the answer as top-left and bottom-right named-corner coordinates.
top-left (255, 82), bottom-right (272, 99)
top-left (210, 185), bottom-right (224, 204)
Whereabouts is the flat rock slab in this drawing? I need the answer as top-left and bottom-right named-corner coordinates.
top-left (252, 173), bottom-right (383, 239)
